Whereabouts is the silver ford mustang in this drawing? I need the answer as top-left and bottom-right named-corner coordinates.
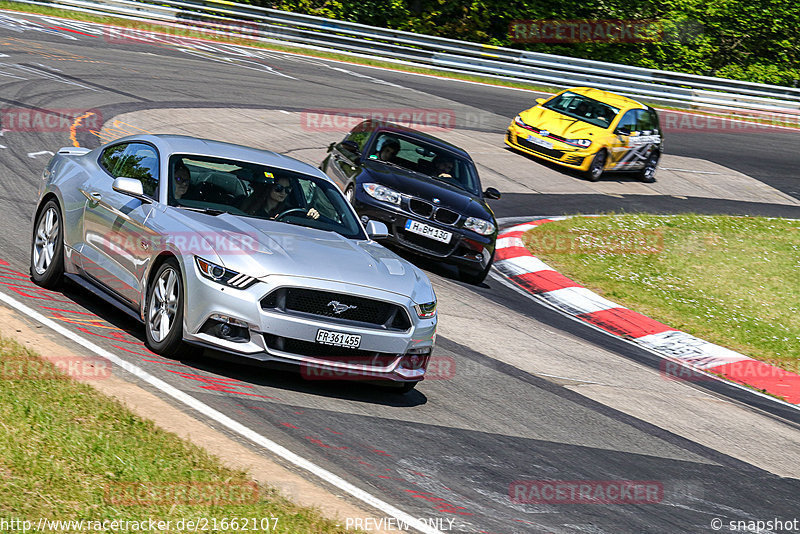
top-left (30, 134), bottom-right (437, 391)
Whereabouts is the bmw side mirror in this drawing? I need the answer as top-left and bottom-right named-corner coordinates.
top-left (112, 177), bottom-right (152, 203)
top-left (341, 140), bottom-right (361, 156)
top-left (327, 142), bottom-right (335, 152)
top-left (483, 187), bottom-right (501, 200)
top-left (365, 220), bottom-right (389, 240)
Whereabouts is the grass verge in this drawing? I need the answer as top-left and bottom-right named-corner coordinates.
top-left (0, 334), bottom-right (358, 533)
top-left (524, 214), bottom-right (800, 372)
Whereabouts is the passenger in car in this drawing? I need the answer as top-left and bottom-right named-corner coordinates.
top-left (172, 162), bottom-right (199, 201)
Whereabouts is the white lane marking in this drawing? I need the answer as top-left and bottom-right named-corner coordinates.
top-left (0, 291), bottom-right (444, 534)
top-left (659, 168), bottom-right (720, 175)
top-left (0, 144), bottom-right (6, 149)
top-left (27, 150), bottom-right (55, 159)
top-left (278, 110), bottom-right (291, 114)
top-left (636, 330), bottom-right (752, 369)
top-left (539, 286), bottom-right (620, 315)
top-left (494, 255), bottom-right (552, 277)
top-left (177, 48), bottom-right (297, 79)
top-left (487, 269), bottom-right (800, 410)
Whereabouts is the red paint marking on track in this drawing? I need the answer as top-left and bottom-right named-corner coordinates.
top-left (42, 306), bottom-right (97, 316)
top-left (48, 25), bottom-right (97, 37)
top-left (326, 427), bottom-right (343, 434)
top-left (577, 307), bottom-right (676, 338)
top-left (281, 422), bottom-right (299, 429)
top-left (511, 270), bottom-right (583, 294)
top-left (167, 370), bottom-right (279, 399)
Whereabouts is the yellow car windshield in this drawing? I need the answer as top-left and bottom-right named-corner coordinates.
top-left (543, 92), bottom-right (620, 129)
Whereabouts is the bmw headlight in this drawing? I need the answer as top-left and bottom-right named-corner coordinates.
top-left (463, 217), bottom-right (496, 236)
top-left (565, 138), bottom-right (592, 148)
top-left (195, 257), bottom-right (256, 289)
top-left (414, 301), bottom-right (437, 319)
top-left (363, 183), bottom-right (402, 205)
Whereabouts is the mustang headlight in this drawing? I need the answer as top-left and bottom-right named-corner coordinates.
top-left (414, 301), bottom-right (437, 319)
top-left (463, 217), bottom-right (496, 236)
top-left (565, 138), bottom-right (592, 148)
top-left (195, 257), bottom-right (256, 289)
top-left (363, 183), bottom-right (402, 205)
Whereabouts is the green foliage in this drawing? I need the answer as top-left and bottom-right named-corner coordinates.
top-left (249, 0), bottom-right (800, 86)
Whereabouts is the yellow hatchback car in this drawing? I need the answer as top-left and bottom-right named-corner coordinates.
top-left (505, 87), bottom-right (663, 182)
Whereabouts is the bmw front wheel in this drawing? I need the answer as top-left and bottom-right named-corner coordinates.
top-left (145, 259), bottom-right (185, 356)
top-left (30, 200), bottom-right (65, 289)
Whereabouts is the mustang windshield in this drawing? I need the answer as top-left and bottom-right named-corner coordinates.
top-left (167, 154), bottom-right (365, 240)
top-left (543, 91), bottom-right (620, 129)
top-left (368, 132), bottom-right (481, 195)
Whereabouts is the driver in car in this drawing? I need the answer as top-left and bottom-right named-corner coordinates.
top-left (432, 155), bottom-right (454, 178)
top-left (252, 177), bottom-right (320, 220)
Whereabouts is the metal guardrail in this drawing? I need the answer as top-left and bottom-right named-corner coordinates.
top-left (9, 0), bottom-right (800, 120)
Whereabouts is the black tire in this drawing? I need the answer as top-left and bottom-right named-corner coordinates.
top-left (459, 255), bottom-right (494, 285)
top-left (638, 152), bottom-right (659, 183)
top-left (585, 149), bottom-right (607, 182)
top-left (30, 199), bottom-right (65, 289)
top-left (387, 381), bottom-right (419, 394)
top-left (144, 259), bottom-right (185, 357)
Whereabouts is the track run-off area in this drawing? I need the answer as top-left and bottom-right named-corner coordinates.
top-left (1, 11), bottom-right (800, 534)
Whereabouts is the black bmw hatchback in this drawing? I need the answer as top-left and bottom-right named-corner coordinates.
top-left (320, 120), bottom-right (501, 284)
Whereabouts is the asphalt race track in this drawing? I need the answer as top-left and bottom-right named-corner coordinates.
top-left (1, 12), bottom-right (800, 533)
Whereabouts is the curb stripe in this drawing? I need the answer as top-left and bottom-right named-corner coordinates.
top-left (494, 218), bottom-right (800, 405)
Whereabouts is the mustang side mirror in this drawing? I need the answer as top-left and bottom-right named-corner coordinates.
top-left (365, 220), bottom-right (389, 240)
top-left (341, 140), bottom-right (361, 156)
top-left (113, 177), bottom-right (152, 203)
top-left (483, 187), bottom-right (501, 200)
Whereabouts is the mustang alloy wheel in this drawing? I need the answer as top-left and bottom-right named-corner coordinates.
top-left (145, 259), bottom-right (185, 356)
top-left (30, 200), bottom-right (65, 288)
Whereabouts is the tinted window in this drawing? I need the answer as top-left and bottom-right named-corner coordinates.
top-left (635, 109), bottom-right (658, 134)
top-left (100, 142), bottom-right (159, 199)
top-left (100, 144), bottom-right (127, 176)
top-left (168, 154), bottom-right (365, 240)
top-left (616, 110), bottom-right (638, 133)
top-left (344, 130), bottom-right (371, 153)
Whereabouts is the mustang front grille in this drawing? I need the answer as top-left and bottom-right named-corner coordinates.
top-left (261, 288), bottom-right (411, 331)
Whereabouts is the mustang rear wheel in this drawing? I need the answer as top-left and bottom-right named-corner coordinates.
top-left (145, 259), bottom-right (185, 356)
top-left (30, 200), bottom-right (65, 289)
top-left (585, 150), bottom-right (607, 182)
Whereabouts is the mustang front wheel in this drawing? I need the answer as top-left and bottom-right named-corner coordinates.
top-left (145, 259), bottom-right (185, 356)
top-left (30, 200), bottom-right (65, 288)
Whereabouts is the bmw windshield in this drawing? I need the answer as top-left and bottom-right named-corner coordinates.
top-left (367, 132), bottom-right (481, 196)
top-left (167, 154), bottom-right (365, 240)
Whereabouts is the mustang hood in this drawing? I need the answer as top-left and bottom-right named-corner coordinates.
top-left (166, 210), bottom-right (428, 300)
top-left (520, 106), bottom-right (604, 139)
top-left (361, 160), bottom-right (490, 220)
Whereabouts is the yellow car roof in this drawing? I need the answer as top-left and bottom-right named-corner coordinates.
top-left (561, 87), bottom-right (646, 110)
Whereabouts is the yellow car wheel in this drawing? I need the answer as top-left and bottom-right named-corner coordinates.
top-left (585, 150), bottom-right (607, 182)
